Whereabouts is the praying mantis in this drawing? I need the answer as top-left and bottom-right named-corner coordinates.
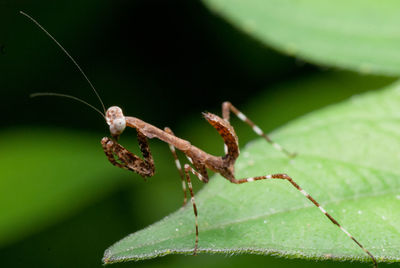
top-left (20, 11), bottom-right (377, 267)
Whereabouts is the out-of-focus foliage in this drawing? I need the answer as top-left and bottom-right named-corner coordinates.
top-left (204, 0), bottom-right (400, 76)
top-left (0, 129), bottom-right (125, 246)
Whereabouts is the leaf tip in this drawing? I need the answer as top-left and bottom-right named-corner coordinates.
top-left (102, 249), bottom-right (114, 265)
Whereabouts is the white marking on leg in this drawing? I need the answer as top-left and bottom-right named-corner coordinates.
top-left (191, 197), bottom-right (195, 203)
top-left (182, 180), bottom-right (186, 190)
top-left (190, 169), bottom-right (205, 182)
top-left (224, 144), bottom-right (228, 154)
top-left (237, 112), bottom-right (247, 121)
top-left (266, 174), bottom-right (272, 179)
top-left (197, 173), bottom-right (204, 181)
top-left (169, 144), bottom-right (175, 153)
top-left (253, 125), bottom-right (263, 136)
top-left (319, 206), bottom-right (327, 214)
top-left (175, 159), bottom-right (181, 170)
top-left (186, 156), bottom-right (193, 164)
top-left (273, 143), bottom-right (283, 151)
top-left (200, 175), bottom-right (205, 182)
top-left (188, 181), bottom-right (193, 188)
top-left (300, 189), bottom-right (309, 197)
top-left (247, 177), bottom-right (254, 182)
top-left (340, 226), bottom-right (352, 238)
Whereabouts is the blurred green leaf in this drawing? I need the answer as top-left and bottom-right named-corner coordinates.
top-left (104, 81), bottom-right (400, 265)
top-left (0, 128), bottom-right (124, 246)
top-left (203, 0), bottom-right (400, 76)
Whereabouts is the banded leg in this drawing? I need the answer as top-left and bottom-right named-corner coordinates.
top-left (164, 127), bottom-right (187, 206)
top-left (229, 173), bottom-right (377, 267)
top-left (222, 101), bottom-right (295, 157)
top-left (183, 164), bottom-right (207, 255)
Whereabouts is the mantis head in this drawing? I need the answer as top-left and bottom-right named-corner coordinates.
top-left (106, 106), bottom-right (126, 138)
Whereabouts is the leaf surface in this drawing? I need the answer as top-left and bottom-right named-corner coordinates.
top-left (203, 0), bottom-right (400, 76)
top-left (104, 82), bottom-right (400, 264)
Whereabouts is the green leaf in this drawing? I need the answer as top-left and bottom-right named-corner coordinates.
top-left (103, 81), bottom-right (400, 264)
top-left (0, 128), bottom-right (124, 246)
top-left (202, 0), bottom-right (400, 76)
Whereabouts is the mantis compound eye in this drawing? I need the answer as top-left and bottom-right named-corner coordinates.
top-left (106, 106), bottom-right (126, 136)
top-left (110, 117), bottom-right (126, 136)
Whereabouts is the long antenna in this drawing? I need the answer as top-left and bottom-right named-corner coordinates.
top-left (20, 11), bottom-right (107, 115)
top-left (31, 92), bottom-right (105, 118)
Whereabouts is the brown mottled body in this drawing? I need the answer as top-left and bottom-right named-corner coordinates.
top-left (106, 113), bottom-right (239, 182)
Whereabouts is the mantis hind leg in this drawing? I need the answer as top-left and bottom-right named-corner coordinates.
top-left (222, 101), bottom-right (296, 158)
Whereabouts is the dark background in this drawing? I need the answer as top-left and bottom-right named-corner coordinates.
top-left (0, 0), bottom-right (395, 267)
